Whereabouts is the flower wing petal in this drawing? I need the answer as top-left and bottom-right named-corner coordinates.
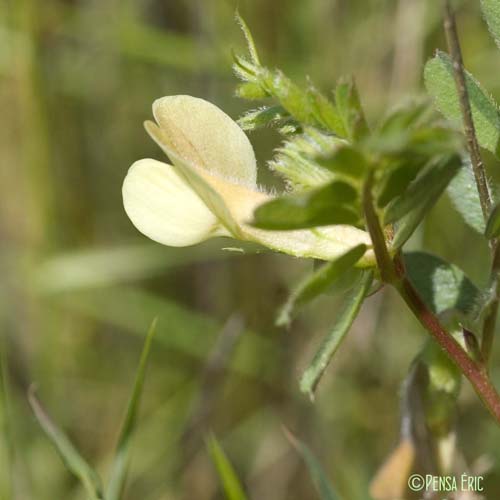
top-left (122, 159), bottom-right (227, 247)
top-left (152, 95), bottom-right (257, 186)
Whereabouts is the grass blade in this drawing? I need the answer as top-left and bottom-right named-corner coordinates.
top-left (206, 433), bottom-right (247, 500)
top-left (107, 318), bottom-right (158, 500)
top-left (284, 429), bottom-right (339, 500)
top-left (300, 270), bottom-right (373, 398)
top-left (28, 389), bottom-right (104, 500)
top-left (0, 345), bottom-right (13, 500)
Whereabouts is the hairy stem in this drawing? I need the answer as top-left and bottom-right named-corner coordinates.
top-left (394, 257), bottom-right (500, 424)
top-left (443, 0), bottom-right (491, 219)
top-left (362, 172), bottom-right (396, 284)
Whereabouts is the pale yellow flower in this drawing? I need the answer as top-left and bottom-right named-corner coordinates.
top-left (122, 95), bottom-right (374, 265)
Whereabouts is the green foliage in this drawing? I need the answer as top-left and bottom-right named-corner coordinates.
top-left (235, 18), bottom-right (462, 261)
top-left (236, 19), bottom-right (461, 250)
top-left (238, 106), bottom-right (290, 131)
top-left (316, 144), bottom-right (367, 181)
top-left (389, 154), bottom-right (462, 249)
top-left (485, 202), bottom-right (500, 239)
top-left (404, 252), bottom-right (481, 316)
top-left (335, 77), bottom-right (369, 141)
top-left (372, 103), bottom-right (460, 210)
top-left (277, 244), bottom-right (367, 327)
top-left (107, 319), bottom-right (157, 500)
top-left (377, 160), bottom-right (422, 208)
top-left (235, 12), bottom-right (261, 66)
top-left (300, 271), bottom-right (373, 398)
top-left (28, 391), bottom-right (105, 500)
top-left (384, 155), bottom-right (460, 225)
top-left (424, 51), bottom-right (500, 157)
top-left (268, 129), bottom-right (340, 190)
top-left (447, 161), bottom-right (486, 234)
top-left (233, 16), bottom-right (354, 140)
top-left (369, 102), bottom-right (459, 159)
top-left (481, 0), bottom-right (500, 49)
top-left (307, 85), bottom-right (347, 137)
top-left (233, 49), bottom-right (330, 128)
top-left (285, 430), bottom-right (339, 500)
top-left (206, 434), bottom-right (248, 500)
top-left (252, 181), bottom-right (360, 230)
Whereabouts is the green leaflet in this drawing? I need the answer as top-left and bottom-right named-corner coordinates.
top-left (300, 270), bottom-right (373, 398)
top-left (366, 105), bottom-right (459, 158)
top-left (404, 252), bottom-right (481, 315)
top-left (107, 319), bottom-right (157, 500)
top-left (389, 154), bottom-right (461, 249)
top-left (237, 106), bottom-right (290, 131)
top-left (485, 202), bottom-right (500, 239)
top-left (447, 160), bottom-right (486, 234)
top-left (235, 12), bottom-right (261, 66)
top-left (317, 145), bottom-right (367, 180)
top-left (377, 159), bottom-right (422, 208)
top-left (261, 69), bottom-right (317, 125)
top-left (276, 244), bottom-right (367, 327)
top-left (385, 155), bottom-right (460, 224)
top-left (424, 51), bottom-right (500, 157)
top-left (206, 434), bottom-right (248, 500)
top-left (481, 0), bottom-right (500, 49)
top-left (307, 85), bottom-right (346, 137)
top-left (234, 16), bottom-right (347, 137)
top-left (252, 181), bottom-right (360, 230)
top-left (335, 77), bottom-right (369, 141)
top-left (235, 82), bottom-right (268, 100)
top-left (28, 391), bottom-right (104, 500)
top-left (269, 130), bottom-right (339, 190)
top-left (377, 101), bottom-right (431, 136)
top-left (285, 430), bottom-right (339, 500)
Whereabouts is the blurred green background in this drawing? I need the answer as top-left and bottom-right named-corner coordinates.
top-left (1, 0), bottom-right (500, 498)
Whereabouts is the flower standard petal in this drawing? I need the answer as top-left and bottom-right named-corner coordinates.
top-left (122, 159), bottom-right (227, 247)
top-left (144, 121), bottom-right (246, 239)
top-left (152, 95), bottom-right (257, 186)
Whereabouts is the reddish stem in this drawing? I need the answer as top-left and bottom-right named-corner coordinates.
top-left (394, 258), bottom-right (500, 424)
